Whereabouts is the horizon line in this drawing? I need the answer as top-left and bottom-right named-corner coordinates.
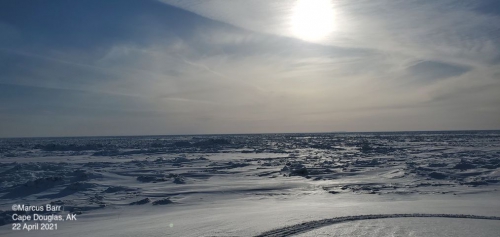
top-left (1, 129), bottom-right (499, 139)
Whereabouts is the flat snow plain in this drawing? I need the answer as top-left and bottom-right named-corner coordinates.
top-left (0, 131), bottom-right (499, 236)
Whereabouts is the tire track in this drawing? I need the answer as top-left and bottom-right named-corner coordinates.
top-left (255, 213), bottom-right (500, 237)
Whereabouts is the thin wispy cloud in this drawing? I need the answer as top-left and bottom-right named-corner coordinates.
top-left (0, 0), bottom-right (498, 137)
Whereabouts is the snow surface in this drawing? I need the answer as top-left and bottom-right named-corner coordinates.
top-left (0, 131), bottom-right (499, 236)
top-left (295, 218), bottom-right (500, 237)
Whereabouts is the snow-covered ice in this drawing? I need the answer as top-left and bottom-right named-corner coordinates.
top-left (0, 131), bottom-right (499, 236)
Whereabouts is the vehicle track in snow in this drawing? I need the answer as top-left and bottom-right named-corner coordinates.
top-left (255, 213), bottom-right (500, 237)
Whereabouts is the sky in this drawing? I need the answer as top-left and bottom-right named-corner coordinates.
top-left (0, 0), bottom-right (499, 137)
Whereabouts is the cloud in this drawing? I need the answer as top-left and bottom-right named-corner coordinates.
top-left (472, 0), bottom-right (500, 16)
top-left (0, 0), bottom-right (499, 136)
top-left (407, 60), bottom-right (471, 81)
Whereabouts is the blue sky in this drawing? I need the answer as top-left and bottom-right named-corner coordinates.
top-left (0, 0), bottom-right (499, 137)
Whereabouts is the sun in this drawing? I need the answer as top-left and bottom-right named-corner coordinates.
top-left (291, 0), bottom-right (335, 42)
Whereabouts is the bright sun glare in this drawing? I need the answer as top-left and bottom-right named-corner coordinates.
top-left (291, 0), bottom-right (335, 42)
